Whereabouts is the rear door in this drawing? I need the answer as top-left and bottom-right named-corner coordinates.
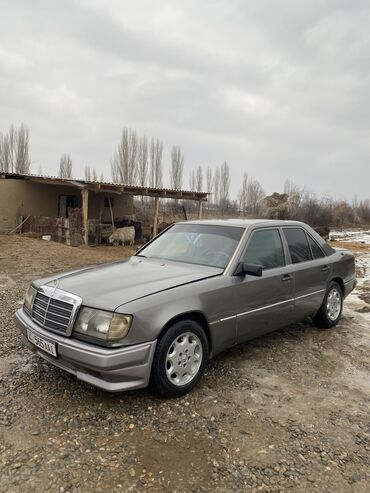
top-left (282, 227), bottom-right (331, 320)
top-left (235, 228), bottom-right (295, 343)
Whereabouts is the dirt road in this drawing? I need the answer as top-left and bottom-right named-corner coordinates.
top-left (0, 236), bottom-right (369, 492)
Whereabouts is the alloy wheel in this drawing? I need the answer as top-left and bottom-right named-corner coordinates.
top-left (165, 332), bottom-right (203, 386)
top-left (326, 288), bottom-right (342, 321)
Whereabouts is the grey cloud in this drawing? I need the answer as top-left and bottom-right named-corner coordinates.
top-left (0, 0), bottom-right (369, 199)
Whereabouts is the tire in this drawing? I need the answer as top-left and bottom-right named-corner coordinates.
top-left (313, 281), bottom-right (343, 329)
top-left (151, 320), bottom-right (209, 397)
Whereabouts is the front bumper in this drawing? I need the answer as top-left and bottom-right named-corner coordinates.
top-left (15, 308), bottom-right (157, 392)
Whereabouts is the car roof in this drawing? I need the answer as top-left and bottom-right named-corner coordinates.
top-left (178, 218), bottom-right (305, 228)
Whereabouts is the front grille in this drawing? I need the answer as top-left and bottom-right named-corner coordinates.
top-left (32, 291), bottom-right (74, 334)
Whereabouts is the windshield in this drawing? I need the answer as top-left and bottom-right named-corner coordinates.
top-left (137, 224), bottom-right (244, 269)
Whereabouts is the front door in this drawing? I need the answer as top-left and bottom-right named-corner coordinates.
top-left (234, 228), bottom-right (295, 343)
top-left (58, 195), bottom-right (78, 218)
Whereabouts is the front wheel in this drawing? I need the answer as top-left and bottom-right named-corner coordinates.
top-left (151, 320), bottom-right (209, 397)
top-left (313, 281), bottom-right (343, 329)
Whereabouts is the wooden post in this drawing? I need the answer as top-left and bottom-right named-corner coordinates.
top-left (198, 200), bottom-right (203, 219)
top-left (108, 197), bottom-right (114, 234)
top-left (81, 189), bottom-right (89, 245)
top-left (152, 196), bottom-right (160, 237)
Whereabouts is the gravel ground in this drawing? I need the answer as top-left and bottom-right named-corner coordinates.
top-left (0, 236), bottom-right (369, 493)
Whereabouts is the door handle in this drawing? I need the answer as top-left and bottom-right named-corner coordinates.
top-left (282, 274), bottom-right (293, 282)
top-left (321, 265), bottom-right (330, 272)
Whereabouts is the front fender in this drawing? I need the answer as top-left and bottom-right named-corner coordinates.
top-left (115, 275), bottom-right (237, 356)
top-left (117, 290), bottom-right (207, 345)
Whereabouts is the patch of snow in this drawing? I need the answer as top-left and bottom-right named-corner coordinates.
top-left (330, 228), bottom-right (370, 245)
top-left (345, 253), bottom-right (370, 315)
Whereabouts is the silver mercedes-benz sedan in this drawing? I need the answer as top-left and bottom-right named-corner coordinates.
top-left (15, 219), bottom-right (356, 397)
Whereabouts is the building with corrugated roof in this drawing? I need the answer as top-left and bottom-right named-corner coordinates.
top-left (0, 172), bottom-right (208, 245)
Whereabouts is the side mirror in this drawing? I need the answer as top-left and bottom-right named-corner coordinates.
top-left (234, 262), bottom-right (263, 277)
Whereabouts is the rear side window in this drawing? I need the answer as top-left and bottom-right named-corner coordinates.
top-left (308, 235), bottom-right (325, 259)
top-left (243, 229), bottom-right (285, 269)
top-left (283, 228), bottom-right (312, 263)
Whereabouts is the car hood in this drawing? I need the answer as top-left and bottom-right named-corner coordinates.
top-left (38, 257), bottom-right (222, 311)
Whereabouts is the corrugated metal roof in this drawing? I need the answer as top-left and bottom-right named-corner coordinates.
top-left (1, 172), bottom-right (209, 198)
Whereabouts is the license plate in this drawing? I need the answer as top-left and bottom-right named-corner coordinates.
top-left (27, 329), bottom-right (57, 357)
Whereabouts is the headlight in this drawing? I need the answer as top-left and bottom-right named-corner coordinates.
top-left (24, 285), bottom-right (37, 311)
top-left (74, 307), bottom-right (132, 341)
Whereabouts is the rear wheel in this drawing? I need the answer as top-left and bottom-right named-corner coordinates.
top-left (313, 281), bottom-right (343, 329)
top-left (151, 320), bottom-right (209, 397)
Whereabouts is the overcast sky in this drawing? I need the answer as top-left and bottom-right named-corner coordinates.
top-left (1, 0), bottom-right (369, 200)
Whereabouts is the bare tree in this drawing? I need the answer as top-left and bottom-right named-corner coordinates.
top-left (213, 165), bottom-right (220, 207)
top-left (219, 161), bottom-right (230, 214)
top-left (127, 130), bottom-right (138, 184)
top-left (0, 133), bottom-right (11, 172)
top-left (238, 172), bottom-right (248, 214)
top-left (246, 178), bottom-right (265, 215)
top-left (195, 166), bottom-right (203, 192)
top-left (356, 199), bottom-right (370, 223)
top-left (170, 145), bottom-right (184, 190)
top-left (111, 158), bottom-right (120, 183)
top-left (283, 178), bottom-right (302, 217)
top-left (283, 178), bottom-right (299, 195)
top-left (59, 154), bottom-right (73, 179)
top-left (112, 130), bottom-right (161, 187)
top-left (85, 166), bottom-right (98, 181)
top-left (149, 138), bottom-right (155, 187)
top-left (138, 136), bottom-right (149, 187)
top-left (332, 201), bottom-right (355, 229)
top-left (206, 166), bottom-right (213, 192)
top-left (85, 166), bottom-right (92, 181)
top-left (238, 173), bottom-right (265, 215)
top-left (149, 138), bottom-right (163, 188)
top-left (0, 123), bottom-right (30, 173)
top-left (111, 127), bottom-right (138, 184)
top-left (8, 124), bottom-right (16, 172)
top-left (189, 169), bottom-right (196, 191)
top-left (206, 166), bottom-right (213, 207)
top-left (15, 124), bottom-right (31, 173)
top-left (100, 172), bottom-right (104, 182)
top-left (154, 138), bottom-right (163, 188)
top-left (298, 193), bottom-right (333, 227)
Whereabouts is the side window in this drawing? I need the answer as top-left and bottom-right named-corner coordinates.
top-left (283, 228), bottom-right (312, 264)
top-left (308, 234), bottom-right (325, 259)
top-left (243, 229), bottom-right (285, 270)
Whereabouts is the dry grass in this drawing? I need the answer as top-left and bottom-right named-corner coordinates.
top-left (329, 240), bottom-right (370, 253)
